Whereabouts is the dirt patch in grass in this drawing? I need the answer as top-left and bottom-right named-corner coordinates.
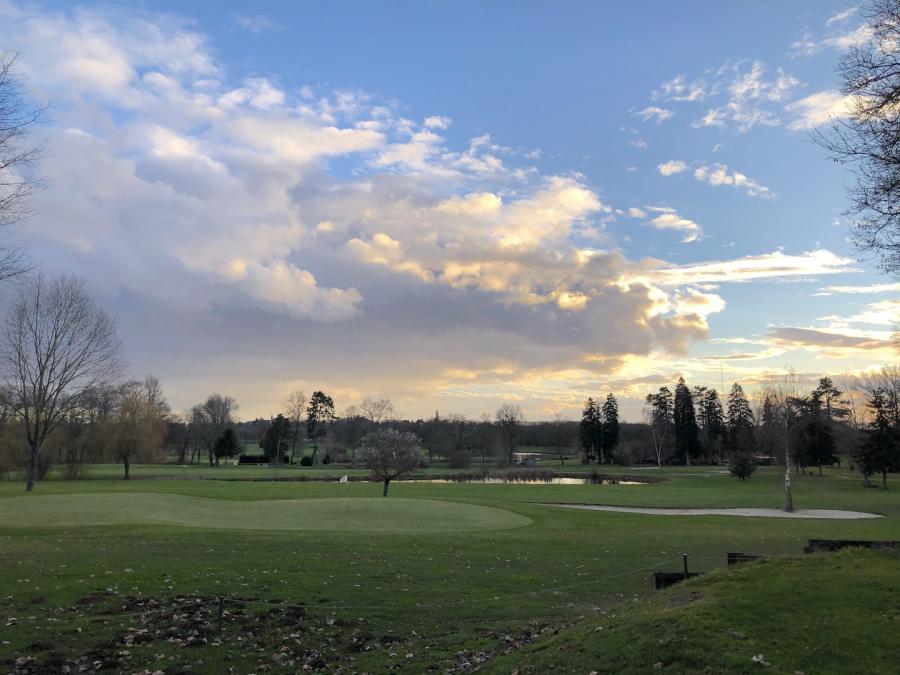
top-left (1, 592), bottom-right (393, 674)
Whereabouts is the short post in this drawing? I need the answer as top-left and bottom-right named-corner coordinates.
top-left (217, 596), bottom-right (224, 634)
top-left (682, 553), bottom-right (689, 580)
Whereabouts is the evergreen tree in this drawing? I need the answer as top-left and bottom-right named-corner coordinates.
top-left (306, 391), bottom-right (335, 464)
top-left (857, 389), bottom-right (899, 489)
top-left (213, 428), bottom-right (242, 462)
top-left (645, 387), bottom-right (674, 466)
top-left (726, 383), bottom-right (755, 455)
top-left (694, 386), bottom-right (725, 463)
top-left (600, 393), bottom-right (620, 464)
top-left (760, 394), bottom-right (781, 463)
top-left (262, 413), bottom-right (292, 463)
top-left (673, 377), bottom-right (700, 465)
top-left (812, 376), bottom-right (849, 422)
top-left (796, 389), bottom-right (838, 475)
top-left (579, 398), bottom-right (602, 463)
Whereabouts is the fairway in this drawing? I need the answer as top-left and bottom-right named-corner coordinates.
top-left (0, 493), bottom-right (532, 532)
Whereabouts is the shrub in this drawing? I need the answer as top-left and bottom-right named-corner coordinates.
top-left (447, 449), bottom-right (472, 469)
top-left (322, 453), bottom-right (332, 465)
top-left (729, 452), bottom-right (756, 481)
top-left (299, 455), bottom-right (313, 466)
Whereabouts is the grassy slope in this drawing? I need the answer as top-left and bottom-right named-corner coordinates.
top-left (0, 467), bottom-right (898, 673)
top-left (489, 549), bottom-right (900, 674)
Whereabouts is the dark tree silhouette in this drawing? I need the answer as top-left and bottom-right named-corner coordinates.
top-left (816, 0), bottom-right (900, 274)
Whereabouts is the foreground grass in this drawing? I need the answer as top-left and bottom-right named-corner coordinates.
top-left (0, 467), bottom-right (898, 673)
top-left (490, 548), bottom-right (900, 674)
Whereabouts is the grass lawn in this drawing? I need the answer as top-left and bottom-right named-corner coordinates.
top-left (1, 465), bottom-right (898, 673)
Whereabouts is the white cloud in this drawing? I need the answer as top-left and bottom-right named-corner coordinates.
top-left (792, 23), bottom-right (872, 56)
top-left (653, 75), bottom-right (707, 102)
top-left (423, 115), bottom-right (452, 130)
top-left (693, 163), bottom-right (773, 198)
top-left (643, 207), bottom-right (703, 243)
top-left (786, 90), bottom-right (855, 130)
top-left (813, 282), bottom-right (900, 296)
top-left (827, 8), bottom-right (858, 26)
top-left (636, 106), bottom-right (674, 122)
top-left (694, 62), bottom-right (799, 132)
top-left (233, 13), bottom-right (276, 33)
top-left (626, 249), bottom-right (856, 287)
top-left (657, 160), bottom-right (688, 176)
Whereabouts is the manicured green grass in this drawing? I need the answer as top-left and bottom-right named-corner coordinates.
top-left (0, 493), bottom-right (531, 532)
top-left (1, 466), bottom-right (897, 673)
top-left (489, 548), bottom-right (900, 674)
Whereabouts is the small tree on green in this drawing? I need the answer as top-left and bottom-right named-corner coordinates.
top-left (214, 428), bottom-right (242, 463)
top-left (729, 452), bottom-right (757, 481)
top-left (361, 428), bottom-right (424, 496)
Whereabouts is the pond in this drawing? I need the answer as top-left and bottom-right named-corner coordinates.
top-left (404, 477), bottom-right (646, 485)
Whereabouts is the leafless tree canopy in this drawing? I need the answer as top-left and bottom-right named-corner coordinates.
top-left (817, 0), bottom-right (900, 274)
top-left (495, 403), bottom-right (524, 464)
top-left (0, 275), bottom-right (123, 490)
top-left (360, 428), bottom-right (423, 496)
top-left (359, 396), bottom-right (395, 423)
top-left (0, 52), bottom-right (43, 278)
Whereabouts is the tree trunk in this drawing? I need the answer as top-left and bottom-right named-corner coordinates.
top-left (818, 461), bottom-right (822, 477)
top-left (784, 441), bottom-right (794, 512)
top-left (382, 478), bottom-right (390, 497)
top-left (686, 450), bottom-right (691, 467)
top-left (883, 469), bottom-right (888, 489)
top-left (123, 458), bottom-right (130, 480)
top-left (25, 443), bottom-right (38, 492)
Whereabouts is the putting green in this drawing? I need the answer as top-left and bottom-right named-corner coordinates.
top-left (0, 493), bottom-right (531, 532)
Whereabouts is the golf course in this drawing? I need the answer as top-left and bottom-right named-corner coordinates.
top-left (1, 465), bottom-right (898, 673)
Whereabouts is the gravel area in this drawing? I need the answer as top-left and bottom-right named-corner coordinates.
top-left (545, 504), bottom-right (883, 519)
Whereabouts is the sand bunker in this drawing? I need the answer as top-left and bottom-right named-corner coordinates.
top-left (545, 504), bottom-right (882, 519)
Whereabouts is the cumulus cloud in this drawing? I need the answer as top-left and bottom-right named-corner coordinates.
top-left (692, 163), bottom-right (774, 198)
top-left (657, 160), bottom-right (688, 176)
top-left (0, 2), bottom-right (874, 420)
top-left (423, 115), bottom-right (452, 129)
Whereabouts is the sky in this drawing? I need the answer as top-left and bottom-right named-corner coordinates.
top-left (0, 0), bottom-right (897, 422)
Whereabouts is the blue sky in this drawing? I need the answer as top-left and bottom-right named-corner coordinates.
top-left (1, 1), bottom-right (896, 420)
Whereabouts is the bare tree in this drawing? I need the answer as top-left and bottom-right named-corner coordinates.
top-left (765, 371), bottom-right (804, 512)
top-left (359, 397), bottom-right (395, 423)
top-left (0, 275), bottom-right (123, 491)
top-left (284, 389), bottom-right (307, 464)
top-left (495, 403), bottom-right (524, 464)
top-left (360, 428), bottom-right (424, 496)
top-left (0, 52), bottom-right (43, 278)
top-left (196, 393), bottom-right (239, 466)
top-left (110, 376), bottom-right (169, 479)
top-left (816, 1), bottom-right (900, 274)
